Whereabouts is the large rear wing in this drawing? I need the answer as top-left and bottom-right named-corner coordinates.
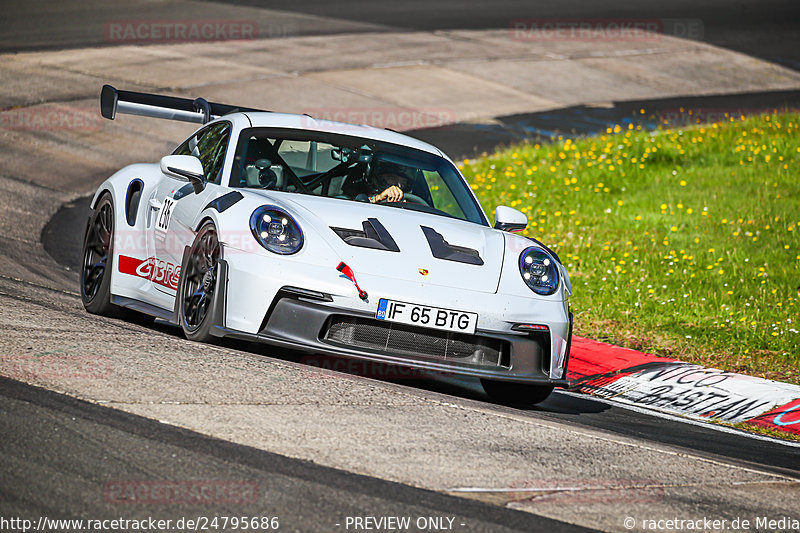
top-left (100, 84), bottom-right (265, 124)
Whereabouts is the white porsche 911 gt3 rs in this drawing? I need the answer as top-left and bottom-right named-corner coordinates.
top-left (82, 85), bottom-right (573, 405)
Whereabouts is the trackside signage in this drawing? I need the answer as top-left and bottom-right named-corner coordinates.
top-left (579, 364), bottom-right (800, 423)
top-left (748, 398), bottom-right (800, 432)
top-left (568, 337), bottom-right (800, 433)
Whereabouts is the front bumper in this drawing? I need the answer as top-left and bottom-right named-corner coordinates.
top-left (212, 288), bottom-right (571, 387)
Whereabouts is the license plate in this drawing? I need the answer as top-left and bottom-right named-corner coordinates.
top-left (376, 298), bottom-right (478, 334)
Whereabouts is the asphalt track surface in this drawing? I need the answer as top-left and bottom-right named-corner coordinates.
top-left (222, 0), bottom-right (800, 71)
top-left (5, 1), bottom-right (800, 530)
top-left (2, 0), bottom-right (798, 71)
top-left (0, 377), bottom-right (592, 532)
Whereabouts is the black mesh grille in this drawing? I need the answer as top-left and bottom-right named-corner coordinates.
top-left (322, 316), bottom-right (509, 368)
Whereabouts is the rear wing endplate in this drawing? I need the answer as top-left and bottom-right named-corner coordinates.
top-left (100, 84), bottom-right (265, 124)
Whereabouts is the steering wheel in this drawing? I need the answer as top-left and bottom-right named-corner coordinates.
top-left (376, 192), bottom-right (428, 206)
top-left (399, 192), bottom-right (428, 206)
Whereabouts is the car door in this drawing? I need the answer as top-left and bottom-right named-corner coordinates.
top-left (149, 121), bottom-right (232, 297)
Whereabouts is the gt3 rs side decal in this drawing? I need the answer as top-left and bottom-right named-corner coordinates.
top-left (118, 255), bottom-right (181, 290)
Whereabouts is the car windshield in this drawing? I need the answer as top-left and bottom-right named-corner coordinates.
top-left (230, 128), bottom-right (488, 226)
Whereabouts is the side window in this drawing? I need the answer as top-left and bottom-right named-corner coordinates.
top-left (172, 122), bottom-right (231, 184)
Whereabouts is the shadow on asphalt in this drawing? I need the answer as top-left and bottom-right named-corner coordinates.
top-left (139, 314), bottom-right (609, 417)
top-left (410, 89), bottom-right (800, 159)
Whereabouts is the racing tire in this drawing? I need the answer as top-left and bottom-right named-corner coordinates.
top-left (80, 193), bottom-right (119, 316)
top-left (480, 379), bottom-right (554, 406)
top-left (178, 221), bottom-right (221, 343)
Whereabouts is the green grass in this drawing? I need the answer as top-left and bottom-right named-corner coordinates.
top-left (712, 420), bottom-right (800, 443)
top-left (460, 112), bottom-right (800, 384)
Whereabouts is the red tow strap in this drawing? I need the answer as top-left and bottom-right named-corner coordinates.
top-left (336, 262), bottom-right (368, 301)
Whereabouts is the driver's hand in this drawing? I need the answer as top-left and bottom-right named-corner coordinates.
top-left (372, 185), bottom-right (404, 203)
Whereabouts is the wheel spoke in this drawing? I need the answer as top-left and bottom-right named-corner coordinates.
top-left (184, 289), bottom-right (207, 327)
top-left (82, 201), bottom-right (113, 304)
top-left (84, 262), bottom-right (105, 296)
top-left (86, 228), bottom-right (102, 251)
top-left (194, 294), bottom-right (207, 323)
top-left (181, 226), bottom-right (219, 332)
top-left (97, 209), bottom-right (110, 240)
top-left (190, 252), bottom-right (206, 275)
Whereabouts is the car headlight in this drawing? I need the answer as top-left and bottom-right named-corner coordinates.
top-left (249, 206), bottom-right (303, 255)
top-left (519, 247), bottom-right (559, 295)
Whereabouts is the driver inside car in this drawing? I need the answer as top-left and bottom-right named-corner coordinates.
top-left (366, 172), bottom-right (409, 203)
top-left (343, 162), bottom-right (413, 203)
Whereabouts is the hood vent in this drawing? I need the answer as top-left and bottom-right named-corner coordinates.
top-left (331, 218), bottom-right (400, 252)
top-left (421, 226), bottom-right (483, 266)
